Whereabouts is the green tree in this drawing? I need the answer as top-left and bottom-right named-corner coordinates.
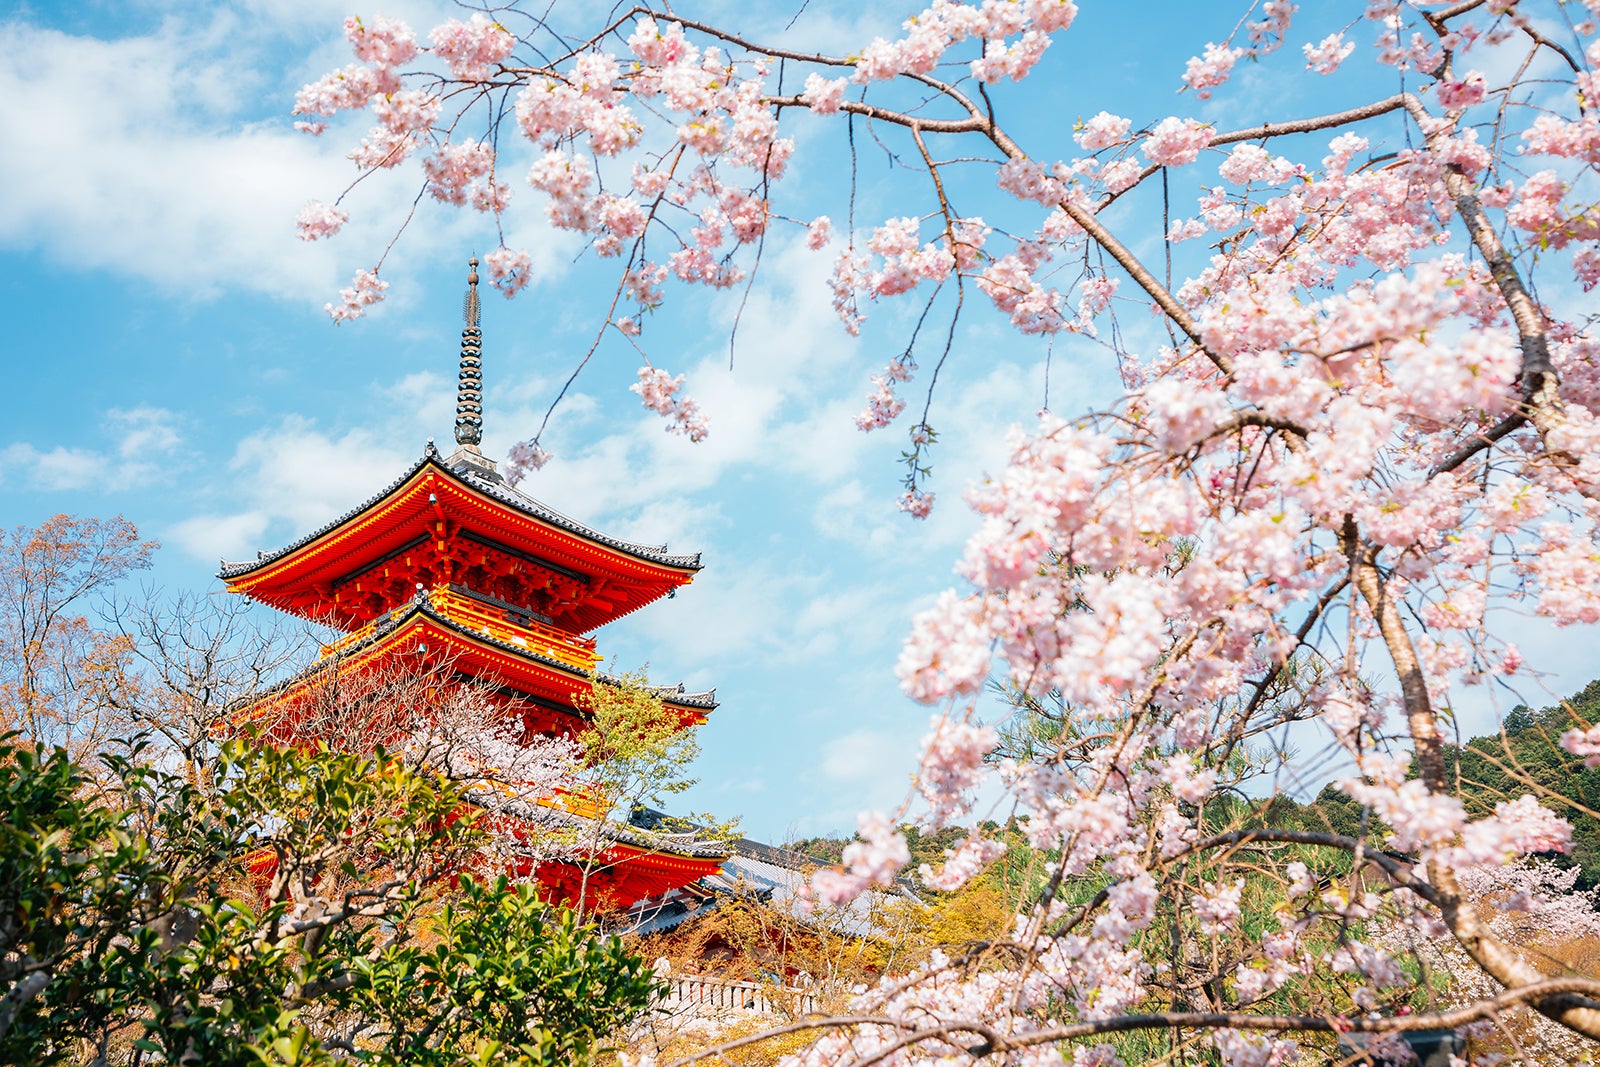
top-left (563, 671), bottom-right (735, 914)
top-left (0, 735), bottom-right (656, 1067)
top-left (1439, 685), bottom-right (1600, 888)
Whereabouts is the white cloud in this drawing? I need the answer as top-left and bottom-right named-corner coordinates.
top-left (0, 19), bottom-right (341, 301)
top-left (622, 559), bottom-right (812, 668)
top-left (227, 417), bottom-right (412, 530)
top-left (0, 12), bottom-right (573, 310)
top-left (167, 509), bottom-right (272, 563)
top-left (0, 405), bottom-right (183, 491)
top-left (384, 371), bottom-right (456, 432)
top-left (166, 415), bottom-right (412, 563)
top-left (0, 444), bottom-right (103, 491)
top-left (818, 727), bottom-right (920, 816)
top-left (112, 406), bottom-right (183, 458)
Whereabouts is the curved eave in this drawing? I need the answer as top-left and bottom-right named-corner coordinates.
top-left (219, 444), bottom-right (703, 587)
top-left (420, 607), bottom-right (717, 719)
top-left (529, 806), bottom-right (731, 861)
top-left (243, 598), bottom-right (715, 722)
top-left (219, 451), bottom-right (434, 581)
top-left (454, 467), bottom-right (702, 570)
top-left (599, 671), bottom-right (717, 712)
top-left (536, 847), bottom-right (729, 910)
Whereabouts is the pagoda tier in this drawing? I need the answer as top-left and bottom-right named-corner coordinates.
top-left (533, 843), bottom-right (728, 911)
top-left (485, 798), bottom-right (728, 910)
top-left (220, 442), bottom-right (701, 634)
top-left (239, 587), bottom-right (717, 741)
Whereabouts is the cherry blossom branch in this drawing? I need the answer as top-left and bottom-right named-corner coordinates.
top-left (1429, 0), bottom-right (1490, 20)
top-left (618, 2), bottom-right (997, 129)
top-left (623, 4), bottom-right (1230, 372)
top-left (1206, 95), bottom-right (1413, 151)
top-left (1400, 94), bottom-right (1568, 461)
top-left (1170, 828), bottom-right (1430, 898)
top-left (1054, 190), bottom-right (1229, 372)
top-left (960, 979), bottom-right (1600, 1053)
top-left (1347, 512), bottom-right (1600, 1039)
top-left (1097, 95), bottom-right (1414, 215)
top-left (677, 977), bottom-right (1600, 1067)
top-left (1235, 575), bottom-right (1350, 725)
top-left (1344, 525), bottom-right (1445, 787)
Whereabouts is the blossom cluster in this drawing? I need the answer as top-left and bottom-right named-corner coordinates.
top-left (810, 811), bottom-right (910, 906)
top-left (326, 268), bottom-right (387, 323)
top-left (630, 367), bottom-right (709, 442)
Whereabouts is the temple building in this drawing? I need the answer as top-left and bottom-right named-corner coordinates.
top-left (219, 259), bottom-right (728, 909)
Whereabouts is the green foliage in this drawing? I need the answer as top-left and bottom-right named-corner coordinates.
top-left (0, 740), bottom-right (156, 1063)
top-left (577, 670), bottom-right (705, 815)
top-left (1439, 682), bottom-right (1600, 888)
top-left (0, 735), bottom-right (657, 1067)
top-left (786, 834), bottom-right (845, 865)
top-left (1209, 786), bottom-right (1382, 843)
top-left (897, 823), bottom-right (969, 873)
top-left (339, 877), bottom-right (654, 1066)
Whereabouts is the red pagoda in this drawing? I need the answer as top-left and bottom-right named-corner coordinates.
top-left (219, 259), bottom-right (728, 908)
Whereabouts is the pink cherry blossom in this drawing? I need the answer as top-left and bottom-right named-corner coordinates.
top-left (1563, 723), bottom-right (1600, 766)
top-left (1437, 69), bottom-right (1488, 109)
top-left (1074, 110), bottom-right (1132, 151)
top-left (1214, 1029), bottom-right (1299, 1067)
top-left (805, 215), bottom-right (832, 250)
top-left (1142, 117), bottom-right (1214, 167)
top-left (855, 376), bottom-right (906, 430)
top-left (429, 14), bottom-right (514, 82)
top-left (1193, 878), bottom-right (1245, 935)
top-left (483, 247), bottom-right (532, 298)
top-left (802, 72), bottom-right (847, 114)
top-left (325, 267), bottom-right (387, 323)
top-left (423, 140), bottom-right (497, 207)
top-left (812, 811), bottom-right (909, 905)
top-left (970, 31), bottom-right (1051, 84)
top-left (920, 833), bottom-right (1004, 890)
top-left (630, 366), bottom-right (709, 441)
top-left (1182, 43), bottom-right (1244, 99)
top-left (504, 440), bottom-right (552, 483)
top-left (916, 713), bottom-right (997, 825)
top-left (1303, 33), bottom-right (1354, 73)
top-left (294, 63), bottom-right (391, 120)
top-left (295, 200), bottom-right (348, 241)
top-left (897, 489), bottom-right (935, 519)
top-left (1167, 217), bottom-right (1208, 242)
top-left (1160, 752), bottom-right (1217, 804)
top-left (345, 14), bottom-right (418, 69)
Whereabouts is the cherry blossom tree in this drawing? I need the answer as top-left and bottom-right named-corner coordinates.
top-left (297, 1), bottom-right (1600, 1061)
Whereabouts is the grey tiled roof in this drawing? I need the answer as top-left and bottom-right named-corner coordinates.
top-left (220, 442), bottom-right (702, 579)
top-left (453, 464), bottom-right (702, 569)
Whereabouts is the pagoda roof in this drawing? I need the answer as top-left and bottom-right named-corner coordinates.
top-left (220, 442), bottom-right (702, 632)
top-left (484, 792), bottom-right (731, 862)
top-left (244, 591), bottom-right (716, 730)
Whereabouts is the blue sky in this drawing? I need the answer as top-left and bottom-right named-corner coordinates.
top-left (4, 0), bottom-right (1598, 840)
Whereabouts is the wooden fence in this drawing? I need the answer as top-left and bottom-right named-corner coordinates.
top-left (655, 973), bottom-right (819, 1017)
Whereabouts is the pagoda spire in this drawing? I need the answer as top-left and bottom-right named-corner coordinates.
top-left (454, 257), bottom-right (484, 449)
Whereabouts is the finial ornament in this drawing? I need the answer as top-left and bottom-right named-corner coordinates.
top-left (455, 256), bottom-right (483, 447)
top-left (464, 256), bottom-right (480, 330)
